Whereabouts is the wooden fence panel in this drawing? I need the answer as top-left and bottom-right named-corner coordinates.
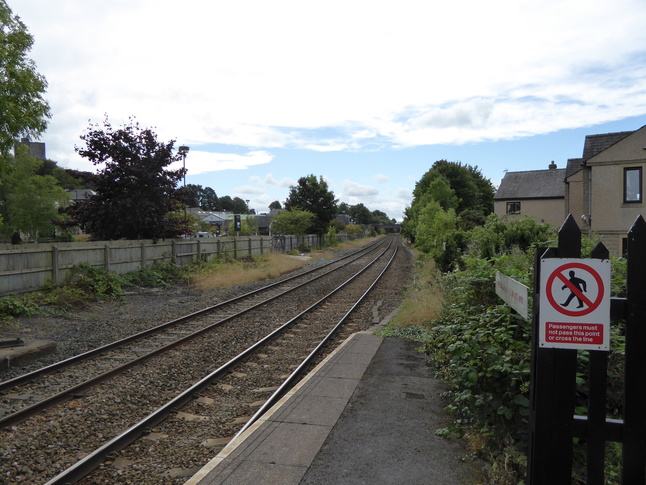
top-left (0, 236), bottom-right (271, 295)
top-left (0, 233), bottom-right (364, 295)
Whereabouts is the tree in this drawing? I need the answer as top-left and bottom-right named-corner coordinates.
top-left (217, 195), bottom-right (248, 213)
top-left (68, 116), bottom-right (186, 240)
top-left (371, 210), bottom-right (394, 225)
top-left (185, 184), bottom-right (219, 211)
top-left (269, 200), bottom-right (282, 210)
top-left (403, 160), bottom-right (495, 244)
top-left (271, 209), bottom-right (314, 237)
top-left (0, 1), bottom-right (51, 155)
top-left (284, 174), bottom-right (338, 235)
top-left (415, 160), bottom-right (494, 215)
top-left (0, 146), bottom-right (70, 241)
top-left (348, 203), bottom-right (372, 225)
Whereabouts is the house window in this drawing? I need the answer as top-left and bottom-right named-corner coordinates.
top-left (506, 201), bottom-right (521, 214)
top-left (624, 167), bottom-right (642, 203)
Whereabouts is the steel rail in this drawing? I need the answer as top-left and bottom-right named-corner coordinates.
top-left (0, 238), bottom-right (391, 429)
top-left (42, 239), bottom-right (396, 485)
top-left (233, 243), bottom-right (399, 440)
top-left (0, 237), bottom-right (386, 393)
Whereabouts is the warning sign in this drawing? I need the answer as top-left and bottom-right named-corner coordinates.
top-left (539, 258), bottom-right (610, 350)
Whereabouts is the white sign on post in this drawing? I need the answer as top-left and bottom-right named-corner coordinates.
top-left (495, 271), bottom-right (529, 320)
top-left (539, 258), bottom-right (611, 351)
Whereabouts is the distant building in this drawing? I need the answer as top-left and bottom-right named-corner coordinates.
top-left (494, 162), bottom-right (566, 227)
top-left (336, 213), bottom-right (351, 226)
top-left (16, 138), bottom-right (46, 160)
top-left (66, 189), bottom-right (96, 202)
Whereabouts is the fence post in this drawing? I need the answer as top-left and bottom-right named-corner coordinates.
top-left (585, 242), bottom-right (611, 484)
top-left (52, 246), bottom-right (60, 285)
top-left (104, 244), bottom-right (110, 272)
top-left (623, 215), bottom-right (646, 482)
top-left (528, 214), bottom-right (580, 484)
top-left (141, 242), bottom-right (146, 269)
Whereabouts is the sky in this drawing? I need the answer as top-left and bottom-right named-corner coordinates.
top-left (9, 0), bottom-right (646, 221)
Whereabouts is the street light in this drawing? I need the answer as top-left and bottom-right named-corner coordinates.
top-left (178, 145), bottom-right (190, 187)
top-left (178, 145), bottom-right (190, 223)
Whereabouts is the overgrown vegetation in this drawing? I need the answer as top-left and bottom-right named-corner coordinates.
top-left (390, 216), bottom-right (627, 484)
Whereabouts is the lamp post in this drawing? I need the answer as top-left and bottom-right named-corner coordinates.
top-left (178, 145), bottom-right (190, 187)
top-left (178, 145), bottom-right (190, 224)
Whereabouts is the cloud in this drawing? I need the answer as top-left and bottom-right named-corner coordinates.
top-left (233, 185), bottom-right (265, 195)
top-left (374, 174), bottom-right (389, 184)
top-left (174, 150), bottom-right (274, 175)
top-left (15, 0), bottom-right (646, 161)
top-left (341, 180), bottom-right (379, 198)
top-left (249, 173), bottom-right (296, 187)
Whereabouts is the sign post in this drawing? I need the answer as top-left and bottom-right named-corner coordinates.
top-left (539, 258), bottom-right (611, 351)
top-left (495, 271), bottom-right (529, 320)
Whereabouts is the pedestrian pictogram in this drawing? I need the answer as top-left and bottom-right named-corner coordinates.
top-left (539, 259), bottom-right (610, 350)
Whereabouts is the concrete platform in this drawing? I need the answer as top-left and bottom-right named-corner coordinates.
top-left (185, 331), bottom-right (481, 485)
top-left (0, 340), bottom-right (56, 373)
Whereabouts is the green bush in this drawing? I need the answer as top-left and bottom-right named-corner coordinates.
top-left (59, 263), bottom-right (125, 299)
top-left (123, 262), bottom-right (184, 289)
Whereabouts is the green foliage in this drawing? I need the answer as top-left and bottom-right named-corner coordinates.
top-left (326, 226), bottom-right (339, 247)
top-left (218, 195), bottom-right (248, 214)
top-left (271, 209), bottom-right (314, 236)
top-left (347, 202), bottom-right (372, 225)
top-left (402, 161), bottom-right (496, 268)
top-left (467, 214), bottom-right (556, 260)
top-left (412, 160), bottom-right (495, 216)
top-left (0, 1), bottom-right (51, 155)
top-left (122, 262), bottom-right (184, 289)
top-left (1, 262), bottom-right (188, 322)
top-left (58, 263), bottom-right (125, 300)
top-left (0, 147), bottom-right (71, 241)
top-left (610, 256), bottom-right (627, 298)
top-left (344, 224), bottom-right (361, 235)
top-left (427, 303), bottom-right (531, 439)
top-left (284, 174), bottom-right (338, 235)
top-left (0, 294), bottom-right (39, 317)
top-left (239, 216), bottom-right (258, 236)
top-left (184, 184), bottom-right (219, 211)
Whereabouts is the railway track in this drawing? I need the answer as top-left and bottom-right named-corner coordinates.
top-left (0, 237), bottom-right (386, 426)
top-left (0, 235), bottom-right (411, 484)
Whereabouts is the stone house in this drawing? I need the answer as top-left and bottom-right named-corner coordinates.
top-left (495, 125), bottom-right (646, 256)
top-left (565, 125), bottom-right (646, 256)
top-left (494, 162), bottom-right (566, 227)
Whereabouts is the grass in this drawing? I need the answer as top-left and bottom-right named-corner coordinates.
top-left (190, 253), bottom-right (309, 290)
top-left (190, 236), bottom-right (381, 291)
top-left (389, 251), bottom-right (443, 328)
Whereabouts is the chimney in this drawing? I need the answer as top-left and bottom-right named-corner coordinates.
top-left (548, 161), bottom-right (557, 170)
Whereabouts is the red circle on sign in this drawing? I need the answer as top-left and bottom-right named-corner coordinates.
top-left (545, 262), bottom-right (604, 317)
